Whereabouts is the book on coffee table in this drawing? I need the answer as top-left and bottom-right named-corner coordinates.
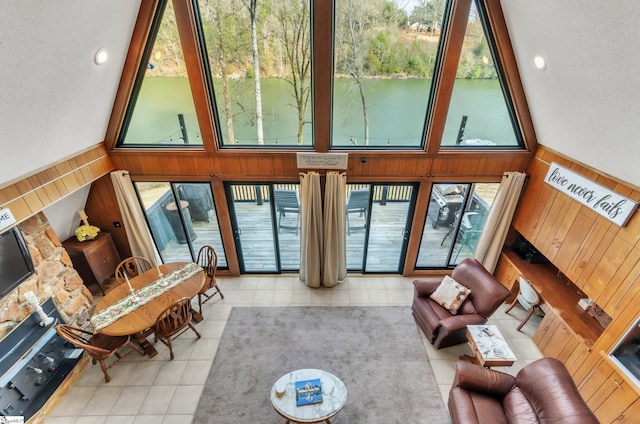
top-left (295, 378), bottom-right (323, 406)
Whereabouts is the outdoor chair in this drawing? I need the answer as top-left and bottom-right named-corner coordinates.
top-left (346, 189), bottom-right (370, 235)
top-left (154, 297), bottom-right (201, 360)
top-left (274, 189), bottom-right (300, 234)
top-left (115, 256), bottom-right (153, 285)
top-left (56, 324), bottom-right (143, 383)
top-left (195, 245), bottom-right (224, 321)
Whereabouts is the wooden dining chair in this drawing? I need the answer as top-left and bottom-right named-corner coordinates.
top-left (195, 245), bottom-right (224, 318)
top-left (115, 256), bottom-right (153, 285)
top-left (154, 297), bottom-right (201, 360)
top-left (56, 324), bottom-right (143, 382)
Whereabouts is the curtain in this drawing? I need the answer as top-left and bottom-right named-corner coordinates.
top-left (474, 171), bottom-right (527, 273)
top-left (299, 172), bottom-right (323, 288)
top-left (323, 172), bottom-right (347, 287)
top-left (110, 171), bottom-right (159, 264)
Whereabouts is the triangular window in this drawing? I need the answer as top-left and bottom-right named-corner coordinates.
top-left (440, 1), bottom-right (522, 148)
top-left (118, 0), bottom-right (201, 146)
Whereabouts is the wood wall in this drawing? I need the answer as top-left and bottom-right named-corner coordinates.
top-left (0, 145), bottom-right (114, 224)
top-left (506, 145), bottom-right (640, 422)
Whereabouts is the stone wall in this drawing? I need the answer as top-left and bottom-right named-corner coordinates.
top-left (0, 213), bottom-right (93, 339)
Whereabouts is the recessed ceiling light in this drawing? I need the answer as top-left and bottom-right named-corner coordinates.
top-left (533, 54), bottom-right (546, 70)
top-left (94, 48), bottom-right (108, 65)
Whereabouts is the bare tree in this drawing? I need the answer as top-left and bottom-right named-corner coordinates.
top-left (241, 0), bottom-right (265, 144)
top-left (336, 0), bottom-right (378, 145)
top-left (200, 0), bottom-right (250, 144)
top-left (277, 0), bottom-right (311, 145)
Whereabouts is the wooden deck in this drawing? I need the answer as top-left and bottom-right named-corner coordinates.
top-left (159, 200), bottom-right (474, 273)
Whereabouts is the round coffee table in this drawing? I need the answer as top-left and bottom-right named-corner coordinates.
top-left (270, 369), bottom-right (347, 424)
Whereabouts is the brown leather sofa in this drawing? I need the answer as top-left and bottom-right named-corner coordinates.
top-left (448, 358), bottom-right (599, 424)
top-left (412, 258), bottom-right (511, 349)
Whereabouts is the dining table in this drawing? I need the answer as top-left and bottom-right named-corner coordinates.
top-left (91, 262), bottom-right (205, 358)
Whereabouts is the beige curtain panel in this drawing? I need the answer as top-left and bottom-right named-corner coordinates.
top-left (299, 172), bottom-right (323, 288)
top-left (110, 171), bottom-right (159, 264)
top-left (474, 171), bottom-right (527, 273)
top-left (322, 172), bottom-right (347, 287)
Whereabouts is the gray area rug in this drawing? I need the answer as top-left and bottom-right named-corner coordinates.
top-left (193, 306), bottom-right (450, 423)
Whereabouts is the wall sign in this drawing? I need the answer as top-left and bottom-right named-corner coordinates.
top-left (0, 208), bottom-right (16, 232)
top-left (296, 153), bottom-right (348, 170)
top-left (544, 162), bottom-right (638, 226)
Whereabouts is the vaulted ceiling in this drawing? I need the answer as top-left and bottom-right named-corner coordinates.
top-left (1, 0), bottom-right (638, 187)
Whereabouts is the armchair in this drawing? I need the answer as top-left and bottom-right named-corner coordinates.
top-left (448, 358), bottom-right (598, 423)
top-left (411, 258), bottom-right (510, 349)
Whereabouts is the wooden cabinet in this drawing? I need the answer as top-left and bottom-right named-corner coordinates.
top-left (553, 208), bottom-right (596, 277)
top-left (494, 254), bottom-right (519, 304)
top-left (512, 159), bottom-right (555, 241)
top-left (532, 308), bottom-right (590, 367)
top-left (63, 232), bottom-right (121, 295)
top-left (579, 357), bottom-right (639, 424)
top-left (615, 395), bottom-right (640, 422)
top-left (597, 247), bottom-right (640, 320)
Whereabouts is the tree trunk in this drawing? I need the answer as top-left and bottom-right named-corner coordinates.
top-left (248, 1), bottom-right (265, 144)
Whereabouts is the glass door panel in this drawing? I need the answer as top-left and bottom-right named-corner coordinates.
top-left (365, 185), bottom-right (415, 273)
top-left (135, 182), bottom-right (227, 266)
top-left (227, 183), bottom-right (301, 273)
top-left (346, 184), bottom-right (415, 273)
top-left (227, 184), bottom-right (278, 272)
top-left (416, 182), bottom-right (498, 268)
top-left (345, 184), bottom-right (369, 270)
top-left (273, 184), bottom-right (301, 272)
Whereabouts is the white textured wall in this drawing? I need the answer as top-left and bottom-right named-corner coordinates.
top-left (0, 0), bottom-right (140, 185)
top-left (502, 0), bottom-right (640, 186)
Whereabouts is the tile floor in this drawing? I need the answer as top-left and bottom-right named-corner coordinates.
top-left (44, 275), bottom-right (543, 424)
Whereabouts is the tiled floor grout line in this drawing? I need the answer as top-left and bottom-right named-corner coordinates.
top-left (45, 276), bottom-right (542, 424)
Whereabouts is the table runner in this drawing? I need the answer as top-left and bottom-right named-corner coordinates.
top-left (90, 262), bottom-right (202, 333)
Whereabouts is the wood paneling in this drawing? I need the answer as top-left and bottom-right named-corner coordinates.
top-left (512, 145), bottom-right (640, 408)
top-left (109, 150), bottom-right (531, 181)
top-left (0, 145), bottom-right (114, 224)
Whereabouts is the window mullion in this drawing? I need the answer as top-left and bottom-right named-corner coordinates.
top-left (425, 0), bottom-right (472, 154)
top-left (173, 0), bottom-right (219, 152)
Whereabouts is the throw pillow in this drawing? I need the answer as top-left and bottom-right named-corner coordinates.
top-left (429, 275), bottom-right (471, 315)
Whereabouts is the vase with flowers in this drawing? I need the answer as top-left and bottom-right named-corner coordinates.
top-left (75, 209), bottom-right (101, 241)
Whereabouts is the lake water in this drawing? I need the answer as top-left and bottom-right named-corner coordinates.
top-left (125, 77), bottom-right (518, 147)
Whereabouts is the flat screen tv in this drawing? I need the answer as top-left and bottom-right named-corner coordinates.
top-left (0, 226), bottom-right (35, 299)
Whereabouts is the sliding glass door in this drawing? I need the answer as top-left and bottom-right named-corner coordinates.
top-left (134, 182), bottom-right (227, 267)
top-left (226, 183), bottom-right (300, 273)
top-left (347, 184), bottom-right (417, 273)
top-left (416, 183), bottom-right (499, 268)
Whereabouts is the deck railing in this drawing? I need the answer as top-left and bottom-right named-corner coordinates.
top-left (230, 184), bottom-right (412, 204)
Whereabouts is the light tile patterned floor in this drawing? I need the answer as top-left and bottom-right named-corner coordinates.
top-left (44, 275), bottom-right (543, 424)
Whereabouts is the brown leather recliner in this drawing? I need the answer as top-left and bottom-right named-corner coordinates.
top-left (448, 358), bottom-right (599, 423)
top-left (412, 258), bottom-right (510, 349)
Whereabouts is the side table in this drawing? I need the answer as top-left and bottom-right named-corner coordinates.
top-left (271, 369), bottom-right (347, 424)
top-left (465, 325), bottom-right (517, 368)
top-left (62, 232), bottom-right (121, 295)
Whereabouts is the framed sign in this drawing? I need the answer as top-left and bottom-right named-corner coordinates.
top-left (0, 208), bottom-right (16, 232)
top-left (296, 153), bottom-right (348, 170)
top-left (544, 162), bottom-right (638, 226)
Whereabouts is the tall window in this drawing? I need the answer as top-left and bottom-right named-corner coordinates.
top-left (198, 0), bottom-right (313, 146)
top-left (440, 1), bottom-right (522, 148)
top-left (115, 0), bottom-right (526, 152)
top-left (332, 0), bottom-right (445, 148)
top-left (119, 0), bottom-right (201, 146)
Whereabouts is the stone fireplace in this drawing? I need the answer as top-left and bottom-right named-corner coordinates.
top-left (0, 212), bottom-right (94, 340)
